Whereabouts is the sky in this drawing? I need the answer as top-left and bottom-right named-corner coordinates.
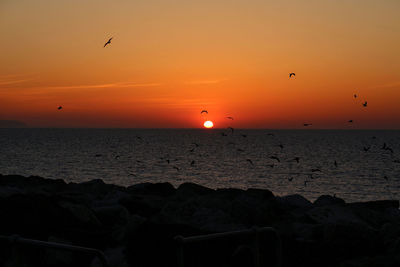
top-left (1, 0), bottom-right (400, 128)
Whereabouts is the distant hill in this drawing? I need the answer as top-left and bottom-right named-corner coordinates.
top-left (0, 120), bottom-right (27, 128)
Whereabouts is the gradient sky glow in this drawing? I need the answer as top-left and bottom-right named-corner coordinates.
top-left (1, 0), bottom-right (400, 128)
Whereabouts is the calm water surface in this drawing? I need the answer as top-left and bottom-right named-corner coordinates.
top-left (0, 129), bottom-right (399, 202)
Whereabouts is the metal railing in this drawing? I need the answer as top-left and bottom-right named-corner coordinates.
top-left (0, 235), bottom-right (109, 267)
top-left (175, 227), bottom-right (281, 267)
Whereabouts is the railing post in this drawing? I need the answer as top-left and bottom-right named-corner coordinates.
top-left (175, 235), bottom-right (185, 267)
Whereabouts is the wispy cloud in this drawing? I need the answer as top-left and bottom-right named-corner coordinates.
top-left (0, 79), bottom-right (31, 86)
top-left (185, 79), bottom-right (227, 85)
top-left (46, 82), bottom-right (162, 90)
top-left (369, 81), bottom-right (400, 89)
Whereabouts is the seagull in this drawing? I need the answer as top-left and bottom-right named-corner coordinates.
top-left (57, 106), bottom-right (62, 110)
top-left (382, 143), bottom-right (387, 150)
top-left (289, 73), bottom-right (296, 78)
top-left (104, 37), bottom-right (113, 47)
top-left (303, 123), bottom-right (312, 127)
top-left (201, 110), bottom-right (208, 114)
top-left (293, 157), bottom-right (300, 163)
top-left (226, 117), bottom-right (234, 120)
top-left (270, 156), bottom-right (280, 162)
top-left (348, 120), bottom-right (353, 123)
top-left (246, 159), bottom-right (254, 165)
top-left (354, 94), bottom-right (357, 98)
top-left (362, 101), bottom-right (367, 107)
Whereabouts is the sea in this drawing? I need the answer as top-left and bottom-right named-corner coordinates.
top-left (0, 129), bottom-right (399, 202)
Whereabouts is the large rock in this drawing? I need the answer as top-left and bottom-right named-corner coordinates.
top-left (127, 182), bottom-right (175, 197)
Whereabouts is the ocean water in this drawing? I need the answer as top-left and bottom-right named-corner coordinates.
top-left (0, 129), bottom-right (399, 202)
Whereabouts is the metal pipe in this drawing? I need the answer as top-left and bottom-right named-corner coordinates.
top-left (0, 235), bottom-right (109, 267)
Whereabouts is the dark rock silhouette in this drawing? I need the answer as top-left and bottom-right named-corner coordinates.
top-left (0, 174), bottom-right (399, 267)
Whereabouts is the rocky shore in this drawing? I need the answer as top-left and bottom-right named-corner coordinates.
top-left (0, 174), bottom-right (399, 267)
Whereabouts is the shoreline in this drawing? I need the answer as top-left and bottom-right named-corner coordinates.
top-left (1, 174), bottom-right (399, 266)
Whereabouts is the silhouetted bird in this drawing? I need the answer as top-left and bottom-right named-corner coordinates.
top-left (304, 123), bottom-right (312, 127)
top-left (289, 73), bottom-right (296, 78)
top-left (293, 157), bottom-right (300, 163)
top-left (363, 146), bottom-right (371, 152)
top-left (173, 166), bottom-right (180, 171)
top-left (354, 94), bottom-right (357, 98)
top-left (226, 116), bottom-right (234, 120)
top-left (348, 120), bottom-right (353, 123)
top-left (246, 159), bottom-right (254, 165)
top-left (104, 37), bottom-right (113, 47)
top-left (288, 177), bottom-right (294, 182)
top-left (190, 160), bottom-right (195, 166)
top-left (115, 155), bottom-right (120, 159)
top-left (57, 106), bottom-right (62, 110)
top-left (201, 110), bottom-right (208, 114)
top-left (270, 156), bottom-right (280, 162)
top-left (334, 160), bottom-right (338, 167)
top-left (362, 101), bottom-right (367, 107)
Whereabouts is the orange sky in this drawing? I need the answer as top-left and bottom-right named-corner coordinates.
top-left (1, 0), bottom-right (400, 128)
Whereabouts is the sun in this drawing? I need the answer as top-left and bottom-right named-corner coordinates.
top-left (203, 120), bottom-right (214, 128)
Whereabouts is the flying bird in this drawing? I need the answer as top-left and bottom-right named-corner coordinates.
top-left (362, 101), bottom-right (367, 107)
top-left (289, 73), bottom-right (296, 78)
top-left (348, 120), bottom-right (353, 123)
top-left (363, 146), bottom-right (371, 152)
top-left (104, 37), bottom-right (113, 47)
top-left (303, 123), bottom-right (312, 127)
top-left (57, 106), bottom-right (62, 110)
top-left (270, 156), bottom-right (280, 162)
top-left (311, 168), bottom-right (322, 172)
top-left (226, 117), bottom-right (234, 120)
top-left (246, 159), bottom-right (254, 165)
top-left (354, 94), bottom-right (357, 98)
top-left (201, 110), bottom-right (208, 114)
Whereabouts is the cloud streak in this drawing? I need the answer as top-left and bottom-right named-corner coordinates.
top-left (45, 82), bottom-right (162, 90)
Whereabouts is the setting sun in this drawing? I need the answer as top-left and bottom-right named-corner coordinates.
top-left (203, 121), bottom-right (214, 128)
